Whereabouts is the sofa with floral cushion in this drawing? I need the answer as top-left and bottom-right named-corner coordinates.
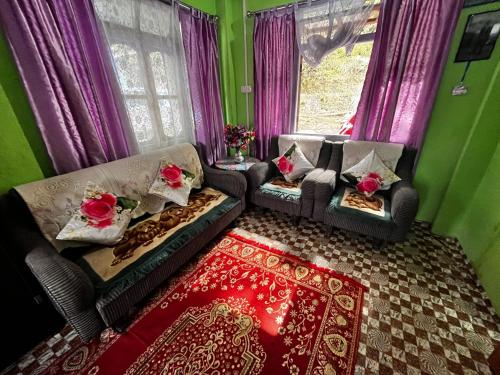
top-left (3, 144), bottom-right (246, 342)
top-left (322, 140), bottom-right (419, 243)
top-left (247, 135), bottom-right (336, 222)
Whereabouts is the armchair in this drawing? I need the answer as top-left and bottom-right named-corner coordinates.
top-left (323, 145), bottom-right (419, 243)
top-left (247, 135), bottom-right (332, 222)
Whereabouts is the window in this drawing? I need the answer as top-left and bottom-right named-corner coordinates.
top-left (295, 17), bottom-right (379, 135)
top-left (95, 0), bottom-right (194, 152)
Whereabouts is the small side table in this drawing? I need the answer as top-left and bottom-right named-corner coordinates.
top-left (214, 157), bottom-right (260, 172)
top-left (214, 157), bottom-right (260, 202)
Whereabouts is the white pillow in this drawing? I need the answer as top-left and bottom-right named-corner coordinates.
top-left (56, 182), bottom-right (139, 245)
top-left (272, 142), bottom-right (314, 182)
top-left (149, 161), bottom-right (196, 206)
top-left (341, 150), bottom-right (401, 190)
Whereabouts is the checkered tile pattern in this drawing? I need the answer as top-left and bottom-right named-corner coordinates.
top-left (2, 207), bottom-right (499, 375)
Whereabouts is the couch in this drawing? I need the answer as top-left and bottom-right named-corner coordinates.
top-left (2, 145), bottom-right (246, 342)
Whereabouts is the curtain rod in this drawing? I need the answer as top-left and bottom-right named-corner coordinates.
top-left (158, 0), bottom-right (219, 21)
top-left (246, 0), bottom-right (379, 17)
top-left (247, 2), bottom-right (294, 17)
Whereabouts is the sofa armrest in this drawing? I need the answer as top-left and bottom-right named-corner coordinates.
top-left (202, 164), bottom-right (247, 200)
top-left (25, 245), bottom-right (102, 342)
top-left (312, 170), bottom-right (337, 221)
top-left (247, 162), bottom-right (274, 189)
top-left (301, 168), bottom-right (325, 218)
top-left (247, 162), bottom-right (277, 202)
top-left (390, 181), bottom-right (419, 228)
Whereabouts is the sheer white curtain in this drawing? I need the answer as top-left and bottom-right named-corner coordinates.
top-left (294, 0), bottom-right (375, 67)
top-left (94, 0), bottom-right (195, 153)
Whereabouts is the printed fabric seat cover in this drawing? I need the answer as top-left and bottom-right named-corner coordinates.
top-left (63, 187), bottom-right (240, 299)
top-left (327, 186), bottom-right (392, 224)
top-left (254, 177), bottom-right (302, 216)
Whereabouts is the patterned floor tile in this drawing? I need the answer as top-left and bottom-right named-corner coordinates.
top-left (1, 207), bottom-right (499, 374)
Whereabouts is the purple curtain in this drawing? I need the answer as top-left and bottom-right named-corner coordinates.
top-left (351, 0), bottom-right (463, 150)
top-left (179, 7), bottom-right (225, 165)
top-left (254, 9), bottom-right (296, 160)
top-left (0, 0), bottom-right (137, 175)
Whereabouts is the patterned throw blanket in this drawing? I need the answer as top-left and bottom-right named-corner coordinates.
top-left (15, 143), bottom-right (203, 252)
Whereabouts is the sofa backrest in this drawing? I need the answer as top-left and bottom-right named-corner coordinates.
top-left (14, 143), bottom-right (203, 252)
top-left (395, 148), bottom-right (417, 181)
top-left (327, 141), bottom-right (417, 180)
top-left (267, 135), bottom-right (329, 168)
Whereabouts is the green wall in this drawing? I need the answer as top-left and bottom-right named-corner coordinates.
top-left (414, 2), bottom-right (500, 223)
top-left (0, 30), bottom-right (53, 194)
top-left (454, 143), bottom-right (500, 312)
top-left (182, 0), bottom-right (216, 15)
top-left (412, 3), bottom-right (500, 311)
top-left (216, 0), bottom-right (292, 127)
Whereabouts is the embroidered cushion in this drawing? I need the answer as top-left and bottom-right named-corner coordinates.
top-left (341, 150), bottom-right (401, 191)
top-left (272, 142), bottom-right (314, 182)
top-left (149, 161), bottom-right (196, 206)
top-left (56, 182), bottom-right (139, 245)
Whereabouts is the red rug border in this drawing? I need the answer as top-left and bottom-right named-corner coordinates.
top-left (226, 230), bottom-right (366, 375)
top-left (226, 230), bottom-right (368, 292)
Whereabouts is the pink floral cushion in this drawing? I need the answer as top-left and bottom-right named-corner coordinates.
top-left (272, 142), bottom-right (314, 182)
top-left (148, 161), bottom-right (196, 206)
top-left (56, 182), bottom-right (139, 245)
top-left (342, 150), bottom-right (401, 192)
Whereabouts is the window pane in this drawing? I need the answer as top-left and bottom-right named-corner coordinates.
top-left (159, 99), bottom-right (181, 138)
top-left (111, 44), bottom-right (145, 95)
top-left (126, 98), bottom-right (154, 143)
top-left (94, 0), bottom-right (134, 28)
top-left (149, 51), bottom-right (173, 95)
top-left (139, 1), bottom-right (169, 38)
top-left (297, 42), bottom-right (373, 134)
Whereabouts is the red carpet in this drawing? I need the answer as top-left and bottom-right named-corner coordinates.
top-left (42, 231), bottom-right (365, 374)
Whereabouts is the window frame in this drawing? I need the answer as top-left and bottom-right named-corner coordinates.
top-left (292, 3), bottom-right (380, 136)
top-left (103, 19), bottom-right (189, 149)
top-left (293, 33), bottom-right (376, 137)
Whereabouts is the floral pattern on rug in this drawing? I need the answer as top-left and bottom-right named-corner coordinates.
top-left (36, 231), bottom-right (365, 375)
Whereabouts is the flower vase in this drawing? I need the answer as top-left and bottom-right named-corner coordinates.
top-left (234, 148), bottom-right (244, 163)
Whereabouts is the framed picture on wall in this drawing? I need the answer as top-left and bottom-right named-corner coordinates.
top-left (455, 9), bottom-right (500, 62)
top-left (463, 0), bottom-right (499, 8)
